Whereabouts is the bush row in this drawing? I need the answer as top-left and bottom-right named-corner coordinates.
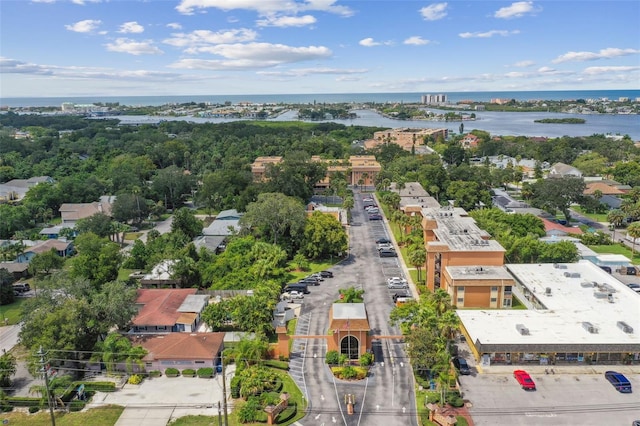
top-left (163, 367), bottom-right (216, 377)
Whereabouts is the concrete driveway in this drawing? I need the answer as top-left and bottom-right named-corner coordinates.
top-left (88, 366), bottom-right (234, 426)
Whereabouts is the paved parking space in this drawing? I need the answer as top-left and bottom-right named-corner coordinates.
top-left (88, 369), bottom-right (234, 425)
top-left (460, 369), bottom-right (640, 425)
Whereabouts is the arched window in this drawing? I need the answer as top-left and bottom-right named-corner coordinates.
top-left (340, 335), bottom-right (359, 360)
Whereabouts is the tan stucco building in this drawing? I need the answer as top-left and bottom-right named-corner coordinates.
top-left (366, 128), bottom-right (448, 151)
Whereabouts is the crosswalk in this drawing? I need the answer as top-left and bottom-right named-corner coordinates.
top-left (288, 312), bottom-right (311, 396)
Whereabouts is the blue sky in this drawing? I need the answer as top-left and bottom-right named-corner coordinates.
top-left (1, 0), bottom-right (639, 97)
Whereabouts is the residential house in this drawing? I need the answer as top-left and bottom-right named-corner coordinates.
top-left (0, 262), bottom-right (30, 280)
top-left (140, 260), bottom-right (183, 288)
top-left (461, 133), bottom-right (479, 149)
top-left (0, 176), bottom-right (54, 202)
top-left (131, 332), bottom-right (224, 371)
top-left (59, 196), bottom-right (115, 228)
top-left (368, 128), bottom-right (448, 152)
top-left (541, 218), bottom-right (584, 237)
top-left (202, 210), bottom-right (242, 238)
top-left (547, 162), bottom-right (583, 178)
top-left (584, 182), bottom-right (625, 196)
top-left (132, 288), bottom-right (209, 333)
top-left (16, 239), bottom-right (74, 263)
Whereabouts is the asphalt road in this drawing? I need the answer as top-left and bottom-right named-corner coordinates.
top-left (293, 191), bottom-right (417, 426)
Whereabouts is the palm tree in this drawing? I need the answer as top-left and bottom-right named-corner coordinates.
top-left (627, 221), bottom-right (640, 259)
top-left (408, 247), bottom-right (426, 283)
top-left (338, 286), bottom-right (365, 303)
top-left (607, 209), bottom-right (625, 241)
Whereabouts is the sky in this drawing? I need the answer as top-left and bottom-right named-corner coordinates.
top-left (1, 0), bottom-right (639, 97)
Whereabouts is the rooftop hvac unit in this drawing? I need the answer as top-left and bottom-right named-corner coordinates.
top-left (545, 287), bottom-right (552, 296)
top-left (607, 293), bottom-right (615, 303)
top-left (571, 272), bottom-right (581, 278)
top-left (617, 321), bottom-right (634, 334)
top-left (601, 284), bottom-right (616, 293)
top-left (516, 324), bottom-right (530, 335)
top-left (580, 281), bottom-right (593, 288)
top-left (582, 322), bottom-right (599, 334)
top-left (593, 291), bottom-right (609, 299)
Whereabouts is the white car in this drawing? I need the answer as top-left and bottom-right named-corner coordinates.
top-left (281, 291), bottom-right (305, 300)
top-left (387, 276), bottom-right (407, 285)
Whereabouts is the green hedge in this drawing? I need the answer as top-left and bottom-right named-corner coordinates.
top-left (69, 400), bottom-right (86, 412)
top-left (74, 381), bottom-right (116, 392)
top-left (1, 405), bottom-right (14, 412)
top-left (230, 376), bottom-right (241, 399)
top-left (276, 403), bottom-right (297, 424)
top-left (5, 397), bottom-right (42, 407)
top-left (149, 370), bottom-right (162, 378)
top-left (165, 367), bottom-right (180, 377)
top-left (197, 367), bottom-right (214, 378)
top-left (263, 360), bottom-right (289, 371)
top-left (182, 369), bottom-right (196, 377)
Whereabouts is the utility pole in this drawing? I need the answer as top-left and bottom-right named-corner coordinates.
top-left (38, 346), bottom-right (56, 426)
top-left (221, 353), bottom-right (229, 426)
top-left (217, 401), bottom-right (222, 426)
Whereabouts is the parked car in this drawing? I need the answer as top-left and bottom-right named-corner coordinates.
top-left (12, 282), bottom-right (30, 293)
top-left (377, 243), bottom-right (394, 251)
top-left (366, 208), bottom-right (380, 215)
top-left (379, 249), bottom-right (397, 257)
top-left (627, 283), bottom-right (640, 293)
top-left (599, 266), bottom-right (612, 274)
top-left (364, 204), bottom-right (378, 210)
top-left (387, 281), bottom-right (408, 289)
top-left (281, 291), bottom-right (305, 301)
top-left (605, 371), bottom-right (632, 393)
top-left (513, 370), bottom-right (536, 390)
top-left (375, 238), bottom-right (391, 244)
top-left (369, 214), bottom-right (383, 221)
top-left (362, 197), bottom-right (374, 203)
top-left (319, 270), bottom-right (334, 278)
top-left (391, 291), bottom-right (411, 302)
top-left (283, 283), bottom-right (310, 294)
top-left (308, 273), bottom-right (324, 281)
top-left (452, 357), bottom-right (471, 375)
top-left (387, 276), bottom-right (407, 285)
top-left (299, 277), bottom-right (320, 286)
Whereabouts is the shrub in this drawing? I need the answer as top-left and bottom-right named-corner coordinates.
top-left (359, 352), bottom-right (374, 366)
top-left (275, 402), bottom-right (297, 424)
top-left (425, 392), bottom-right (440, 404)
top-left (340, 366), bottom-right (358, 379)
top-left (230, 376), bottom-right (242, 399)
top-left (259, 391), bottom-right (281, 406)
top-left (165, 367), bottom-right (180, 377)
top-left (5, 397), bottom-right (42, 407)
top-left (149, 370), bottom-right (162, 378)
top-left (338, 354), bottom-right (349, 366)
top-left (197, 367), bottom-right (214, 378)
top-left (237, 396), bottom-right (261, 423)
top-left (128, 374), bottom-right (143, 385)
top-left (28, 406), bottom-right (40, 413)
top-left (325, 350), bottom-right (339, 365)
top-left (448, 396), bottom-right (464, 407)
top-left (0, 405), bottom-right (14, 412)
top-left (182, 369), bottom-right (196, 377)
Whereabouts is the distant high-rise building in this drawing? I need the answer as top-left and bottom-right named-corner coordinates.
top-left (421, 94), bottom-right (447, 105)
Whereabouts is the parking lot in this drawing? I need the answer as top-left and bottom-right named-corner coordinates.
top-left (460, 367), bottom-right (640, 425)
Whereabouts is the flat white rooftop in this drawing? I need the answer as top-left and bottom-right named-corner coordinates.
top-left (332, 303), bottom-right (366, 320)
top-left (458, 261), bottom-right (640, 348)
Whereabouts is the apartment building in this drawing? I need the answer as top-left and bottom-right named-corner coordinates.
top-left (250, 155), bottom-right (380, 188)
top-left (422, 205), bottom-right (509, 307)
top-left (367, 128), bottom-right (448, 151)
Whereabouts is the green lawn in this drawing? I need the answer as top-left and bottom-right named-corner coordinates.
top-left (572, 206), bottom-right (609, 223)
top-left (0, 405), bottom-right (124, 426)
top-left (589, 244), bottom-right (639, 263)
top-left (510, 295), bottom-right (527, 310)
top-left (0, 297), bottom-right (27, 325)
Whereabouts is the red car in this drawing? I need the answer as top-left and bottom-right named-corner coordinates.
top-left (513, 370), bottom-right (536, 390)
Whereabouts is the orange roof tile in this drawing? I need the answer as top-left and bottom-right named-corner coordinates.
top-left (133, 289), bottom-right (197, 327)
top-left (132, 332), bottom-right (225, 361)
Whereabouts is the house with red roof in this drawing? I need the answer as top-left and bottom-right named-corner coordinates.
top-left (132, 288), bottom-right (209, 333)
top-left (131, 332), bottom-right (225, 371)
top-left (541, 218), bottom-right (583, 237)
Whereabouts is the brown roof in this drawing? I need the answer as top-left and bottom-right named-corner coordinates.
top-left (59, 201), bottom-right (112, 221)
top-left (541, 218), bottom-right (583, 235)
top-left (584, 182), bottom-right (624, 195)
top-left (132, 332), bottom-right (225, 361)
top-left (29, 239), bottom-right (72, 254)
top-left (328, 318), bottom-right (370, 332)
top-left (176, 312), bottom-right (198, 325)
top-left (133, 289), bottom-right (197, 327)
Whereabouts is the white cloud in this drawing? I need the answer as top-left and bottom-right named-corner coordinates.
top-left (257, 67), bottom-right (367, 77)
top-left (164, 29), bottom-right (257, 48)
top-left (71, 0), bottom-right (102, 4)
top-left (65, 19), bottom-right (102, 33)
top-left (167, 23), bottom-right (183, 30)
top-left (404, 36), bottom-right (431, 46)
top-left (459, 30), bottom-right (520, 38)
top-left (420, 3), bottom-right (448, 21)
top-left (582, 66), bottom-right (640, 75)
top-left (105, 38), bottom-right (164, 55)
top-left (359, 38), bottom-right (380, 47)
top-left (118, 21), bottom-right (144, 34)
top-left (169, 43), bottom-right (332, 70)
top-left (513, 60), bottom-right (535, 67)
top-left (256, 14), bottom-right (317, 27)
top-left (176, 0), bottom-right (353, 17)
top-left (552, 47), bottom-right (640, 63)
top-left (494, 1), bottom-right (539, 19)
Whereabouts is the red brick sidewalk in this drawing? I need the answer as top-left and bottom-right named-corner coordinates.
top-left (439, 404), bottom-right (475, 426)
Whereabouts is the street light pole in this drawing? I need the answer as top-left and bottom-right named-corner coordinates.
top-left (221, 353), bottom-right (229, 426)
